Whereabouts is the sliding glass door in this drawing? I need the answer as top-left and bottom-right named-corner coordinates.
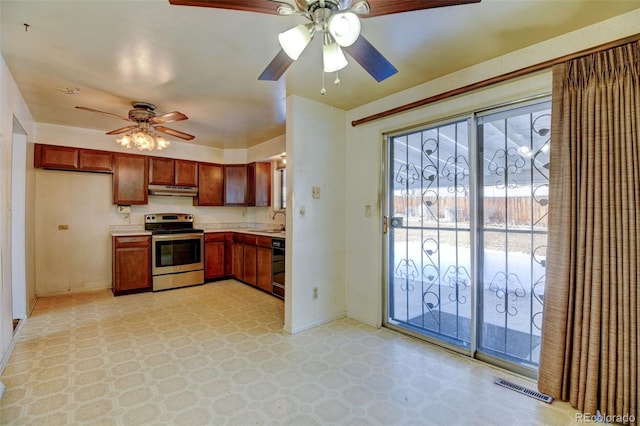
top-left (385, 99), bottom-right (551, 372)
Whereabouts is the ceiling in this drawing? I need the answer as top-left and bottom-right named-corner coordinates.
top-left (1, 0), bottom-right (638, 150)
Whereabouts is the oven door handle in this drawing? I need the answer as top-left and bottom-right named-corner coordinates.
top-left (152, 233), bottom-right (203, 242)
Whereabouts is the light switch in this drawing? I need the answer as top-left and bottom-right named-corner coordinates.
top-left (299, 206), bottom-right (306, 218)
top-left (365, 205), bottom-right (371, 217)
top-left (312, 186), bottom-right (320, 199)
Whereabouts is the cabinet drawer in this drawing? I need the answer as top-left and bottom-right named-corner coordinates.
top-left (243, 235), bottom-right (257, 245)
top-left (256, 236), bottom-right (271, 248)
top-left (114, 236), bottom-right (150, 248)
top-left (205, 232), bottom-right (226, 243)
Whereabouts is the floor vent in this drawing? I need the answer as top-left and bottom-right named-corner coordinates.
top-left (494, 378), bottom-right (553, 404)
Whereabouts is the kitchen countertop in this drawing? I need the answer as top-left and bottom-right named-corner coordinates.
top-left (109, 225), bottom-right (285, 238)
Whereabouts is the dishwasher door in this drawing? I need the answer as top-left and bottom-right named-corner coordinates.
top-left (271, 238), bottom-right (285, 299)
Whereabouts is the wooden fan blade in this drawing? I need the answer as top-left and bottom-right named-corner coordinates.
top-left (365, 0), bottom-right (481, 17)
top-left (155, 126), bottom-right (196, 141)
top-left (168, 0), bottom-right (279, 14)
top-left (75, 106), bottom-right (130, 121)
top-left (106, 125), bottom-right (138, 135)
top-left (258, 49), bottom-right (295, 81)
top-left (149, 111), bottom-right (188, 125)
top-left (343, 35), bottom-right (397, 82)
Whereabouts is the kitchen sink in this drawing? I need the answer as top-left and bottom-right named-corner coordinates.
top-left (258, 229), bottom-right (285, 234)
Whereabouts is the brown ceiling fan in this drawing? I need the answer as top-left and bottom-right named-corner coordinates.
top-left (75, 101), bottom-right (195, 141)
top-left (168, 0), bottom-right (481, 83)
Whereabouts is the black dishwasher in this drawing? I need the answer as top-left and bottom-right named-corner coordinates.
top-left (271, 238), bottom-right (285, 299)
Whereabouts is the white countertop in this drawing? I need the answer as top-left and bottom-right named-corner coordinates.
top-left (109, 224), bottom-right (285, 238)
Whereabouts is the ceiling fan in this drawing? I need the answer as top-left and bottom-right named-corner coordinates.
top-left (168, 0), bottom-right (481, 86)
top-left (76, 102), bottom-right (195, 151)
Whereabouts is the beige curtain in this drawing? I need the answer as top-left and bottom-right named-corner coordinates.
top-left (538, 41), bottom-right (639, 423)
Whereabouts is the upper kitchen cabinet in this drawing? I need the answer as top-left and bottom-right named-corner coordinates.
top-left (224, 164), bottom-right (247, 206)
top-left (34, 144), bottom-right (113, 173)
top-left (113, 153), bottom-right (148, 205)
top-left (149, 157), bottom-right (198, 186)
top-left (194, 162), bottom-right (224, 206)
top-left (247, 162), bottom-right (271, 207)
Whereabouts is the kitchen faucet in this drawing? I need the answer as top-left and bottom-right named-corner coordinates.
top-left (272, 210), bottom-right (286, 230)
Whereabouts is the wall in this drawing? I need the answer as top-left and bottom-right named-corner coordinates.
top-left (0, 54), bottom-right (36, 371)
top-left (285, 95), bottom-right (347, 333)
top-left (343, 9), bottom-right (640, 327)
top-left (33, 124), bottom-right (286, 296)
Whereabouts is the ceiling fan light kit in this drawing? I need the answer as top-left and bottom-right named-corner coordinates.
top-left (278, 24), bottom-right (314, 60)
top-left (327, 12), bottom-right (361, 47)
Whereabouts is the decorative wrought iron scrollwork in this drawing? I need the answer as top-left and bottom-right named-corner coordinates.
top-left (443, 265), bottom-right (471, 304)
top-left (395, 163), bottom-right (420, 187)
top-left (395, 259), bottom-right (419, 292)
top-left (488, 271), bottom-right (526, 316)
top-left (488, 148), bottom-right (526, 189)
top-left (442, 155), bottom-right (470, 194)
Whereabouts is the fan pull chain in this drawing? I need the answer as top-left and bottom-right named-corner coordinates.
top-left (334, 71), bottom-right (341, 85)
top-left (321, 70), bottom-right (326, 95)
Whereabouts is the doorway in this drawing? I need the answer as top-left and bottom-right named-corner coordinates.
top-left (385, 99), bottom-right (551, 374)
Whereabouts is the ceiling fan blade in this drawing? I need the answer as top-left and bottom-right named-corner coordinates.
top-left (168, 0), bottom-right (279, 14)
top-left (149, 111), bottom-right (188, 125)
top-left (342, 35), bottom-right (397, 82)
top-left (155, 126), bottom-right (196, 141)
top-left (106, 125), bottom-right (138, 135)
top-left (365, 0), bottom-right (481, 17)
top-left (75, 106), bottom-right (130, 121)
top-left (258, 49), bottom-right (295, 81)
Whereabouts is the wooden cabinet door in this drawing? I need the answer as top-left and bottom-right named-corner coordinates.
top-left (38, 145), bottom-right (78, 170)
top-left (149, 157), bottom-right (175, 185)
top-left (195, 162), bottom-right (224, 206)
top-left (113, 154), bottom-right (148, 205)
top-left (112, 236), bottom-right (151, 295)
top-left (232, 241), bottom-right (244, 280)
top-left (248, 162), bottom-right (272, 207)
top-left (243, 243), bottom-right (257, 286)
top-left (175, 160), bottom-right (198, 186)
top-left (204, 233), bottom-right (226, 280)
top-left (224, 164), bottom-right (247, 206)
top-left (79, 149), bottom-right (113, 172)
top-left (256, 245), bottom-right (272, 292)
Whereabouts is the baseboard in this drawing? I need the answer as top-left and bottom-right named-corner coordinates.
top-left (288, 311), bottom-right (346, 334)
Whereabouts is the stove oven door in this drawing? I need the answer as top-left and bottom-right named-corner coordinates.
top-left (151, 233), bottom-right (204, 276)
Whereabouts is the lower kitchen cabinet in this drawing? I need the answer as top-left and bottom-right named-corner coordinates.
top-left (256, 242), bottom-right (272, 293)
top-left (243, 235), bottom-right (257, 286)
top-left (112, 235), bottom-right (151, 295)
top-left (231, 234), bottom-right (244, 281)
top-left (204, 233), bottom-right (226, 280)
top-left (202, 232), bottom-right (278, 298)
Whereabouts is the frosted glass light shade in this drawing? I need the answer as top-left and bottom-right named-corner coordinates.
top-left (278, 24), bottom-right (312, 60)
top-left (328, 12), bottom-right (360, 47)
top-left (323, 43), bottom-right (348, 73)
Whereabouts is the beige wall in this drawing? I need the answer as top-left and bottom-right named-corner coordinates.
top-left (343, 9), bottom-right (640, 327)
top-left (285, 95), bottom-right (347, 333)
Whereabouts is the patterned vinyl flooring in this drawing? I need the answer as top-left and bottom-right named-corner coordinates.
top-left (0, 280), bottom-right (580, 425)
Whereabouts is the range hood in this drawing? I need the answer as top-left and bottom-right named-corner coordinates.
top-left (148, 184), bottom-right (198, 197)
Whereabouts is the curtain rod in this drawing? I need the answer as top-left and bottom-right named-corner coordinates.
top-left (351, 33), bottom-right (640, 127)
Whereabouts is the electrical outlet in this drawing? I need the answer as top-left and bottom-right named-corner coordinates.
top-left (299, 206), bottom-right (306, 218)
top-left (313, 287), bottom-right (318, 299)
top-left (312, 186), bottom-right (320, 199)
top-left (117, 205), bottom-right (131, 214)
top-left (58, 224), bottom-right (69, 230)
top-left (365, 205), bottom-right (371, 217)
